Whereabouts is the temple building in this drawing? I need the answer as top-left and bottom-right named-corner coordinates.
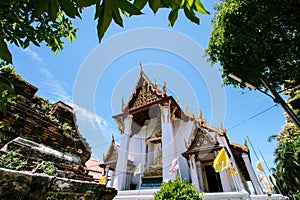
top-left (100, 67), bottom-right (284, 199)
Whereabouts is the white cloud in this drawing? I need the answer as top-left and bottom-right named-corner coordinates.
top-left (38, 67), bottom-right (72, 104)
top-left (72, 103), bottom-right (116, 134)
top-left (23, 48), bottom-right (44, 65)
top-left (72, 104), bottom-right (117, 160)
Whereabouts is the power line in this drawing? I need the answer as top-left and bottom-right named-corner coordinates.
top-left (228, 104), bottom-right (278, 130)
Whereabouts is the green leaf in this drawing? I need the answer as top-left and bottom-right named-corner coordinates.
top-left (59, 0), bottom-right (80, 18)
top-left (149, 0), bottom-right (161, 14)
top-left (133, 0), bottom-right (147, 10)
top-left (168, 8), bottom-right (178, 26)
top-left (112, 3), bottom-right (124, 27)
top-left (193, 0), bottom-right (209, 14)
top-left (77, 0), bottom-right (97, 8)
top-left (0, 36), bottom-right (12, 64)
top-left (33, 0), bottom-right (48, 17)
top-left (97, 0), bottom-right (113, 42)
top-left (23, 38), bottom-right (30, 48)
top-left (94, 3), bottom-right (101, 20)
top-left (115, 0), bottom-right (142, 15)
top-left (48, 0), bottom-right (59, 21)
top-left (169, 0), bottom-right (184, 9)
top-left (183, 2), bottom-right (199, 24)
top-left (31, 39), bottom-right (41, 47)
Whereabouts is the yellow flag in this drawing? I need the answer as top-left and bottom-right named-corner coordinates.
top-left (213, 147), bottom-right (229, 172)
top-left (227, 165), bottom-right (238, 178)
top-left (256, 161), bottom-right (264, 172)
top-left (99, 176), bottom-right (106, 184)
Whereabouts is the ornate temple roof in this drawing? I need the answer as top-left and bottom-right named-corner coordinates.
top-left (102, 135), bottom-right (120, 165)
top-left (122, 65), bottom-right (166, 112)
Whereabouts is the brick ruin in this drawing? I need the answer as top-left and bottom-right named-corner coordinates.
top-left (0, 66), bottom-right (117, 199)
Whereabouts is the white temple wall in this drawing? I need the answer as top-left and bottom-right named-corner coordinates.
top-left (173, 119), bottom-right (195, 181)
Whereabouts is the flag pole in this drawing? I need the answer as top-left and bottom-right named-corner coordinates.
top-left (257, 146), bottom-right (282, 194)
top-left (247, 136), bottom-right (272, 193)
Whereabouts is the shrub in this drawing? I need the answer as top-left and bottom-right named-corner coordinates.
top-left (153, 174), bottom-right (203, 200)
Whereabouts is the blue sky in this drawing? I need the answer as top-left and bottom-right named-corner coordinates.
top-left (9, 1), bottom-right (285, 174)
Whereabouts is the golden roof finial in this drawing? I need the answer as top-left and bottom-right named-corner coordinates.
top-left (199, 110), bottom-right (203, 121)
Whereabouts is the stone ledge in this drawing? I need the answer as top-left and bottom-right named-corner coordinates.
top-left (0, 168), bottom-right (117, 200)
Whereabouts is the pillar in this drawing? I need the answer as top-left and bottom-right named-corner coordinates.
top-left (113, 115), bottom-right (133, 190)
top-left (242, 153), bottom-right (264, 194)
top-left (196, 161), bottom-right (205, 191)
top-left (104, 165), bottom-right (109, 185)
top-left (110, 170), bottom-right (115, 187)
top-left (189, 154), bottom-right (200, 189)
top-left (161, 102), bottom-right (176, 181)
top-left (218, 136), bottom-right (246, 192)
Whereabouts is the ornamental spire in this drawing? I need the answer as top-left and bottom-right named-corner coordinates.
top-left (140, 61), bottom-right (143, 73)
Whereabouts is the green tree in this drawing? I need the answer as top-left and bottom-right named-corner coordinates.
top-left (206, 0), bottom-right (300, 90)
top-left (270, 88), bottom-right (300, 199)
top-left (0, 0), bottom-right (209, 64)
top-left (153, 174), bottom-right (203, 200)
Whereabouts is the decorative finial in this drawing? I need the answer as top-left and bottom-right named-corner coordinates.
top-left (199, 110), bottom-right (203, 121)
top-left (140, 61), bottom-right (143, 73)
top-left (244, 138), bottom-right (248, 149)
top-left (112, 134), bottom-right (115, 142)
top-left (185, 105), bottom-right (188, 113)
top-left (220, 122), bottom-right (226, 135)
top-left (121, 97), bottom-right (125, 112)
top-left (162, 81), bottom-right (166, 94)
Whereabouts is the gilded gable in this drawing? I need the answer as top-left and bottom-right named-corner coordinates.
top-left (123, 69), bottom-right (166, 111)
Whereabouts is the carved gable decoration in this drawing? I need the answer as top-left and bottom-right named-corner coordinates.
top-left (131, 82), bottom-right (162, 108)
top-left (185, 123), bottom-right (218, 150)
top-left (124, 70), bottom-right (166, 111)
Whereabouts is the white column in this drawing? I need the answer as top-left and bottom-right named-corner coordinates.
top-left (161, 103), bottom-right (176, 181)
top-left (113, 115), bottom-right (133, 190)
top-left (242, 153), bottom-right (264, 194)
top-left (196, 161), bottom-right (205, 191)
top-left (104, 165), bottom-right (109, 185)
top-left (219, 168), bottom-right (232, 192)
top-left (138, 126), bottom-right (147, 189)
top-left (189, 154), bottom-right (200, 189)
top-left (218, 136), bottom-right (246, 192)
top-left (110, 170), bottom-right (115, 187)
